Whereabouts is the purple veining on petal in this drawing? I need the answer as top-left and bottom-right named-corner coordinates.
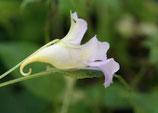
top-left (84, 58), bottom-right (120, 88)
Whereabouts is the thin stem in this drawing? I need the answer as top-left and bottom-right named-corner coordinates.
top-left (0, 69), bottom-right (57, 88)
top-left (44, 8), bottom-right (51, 43)
top-left (0, 62), bottom-right (22, 79)
top-left (0, 39), bottom-right (60, 79)
top-left (131, 62), bottom-right (147, 88)
top-left (60, 77), bottom-right (76, 113)
top-left (44, 0), bottom-right (57, 43)
top-left (114, 74), bottom-right (130, 91)
top-left (114, 75), bottom-right (138, 111)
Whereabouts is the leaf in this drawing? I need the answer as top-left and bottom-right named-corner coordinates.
top-left (68, 84), bottom-right (130, 112)
top-left (0, 1), bottom-right (20, 39)
top-left (0, 1), bottom-right (20, 24)
top-left (85, 83), bottom-right (130, 109)
top-left (69, 101), bottom-right (93, 113)
top-left (60, 69), bottom-right (103, 79)
top-left (131, 91), bottom-right (158, 113)
top-left (19, 2), bottom-right (47, 42)
top-left (143, 34), bottom-right (158, 64)
top-left (100, 0), bottom-right (123, 12)
top-left (21, 0), bottom-right (37, 8)
top-left (0, 86), bottom-right (49, 113)
top-left (59, 0), bottom-right (74, 15)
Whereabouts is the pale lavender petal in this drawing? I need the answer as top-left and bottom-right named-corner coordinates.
top-left (81, 35), bottom-right (109, 61)
top-left (62, 12), bottom-right (87, 45)
top-left (85, 58), bottom-right (120, 88)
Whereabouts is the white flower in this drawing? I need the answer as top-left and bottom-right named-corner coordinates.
top-left (20, 12), bottom-right (120, 88)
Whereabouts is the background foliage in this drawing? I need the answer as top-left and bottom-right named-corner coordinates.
top-left (0, 0), bottom-right (158, 113)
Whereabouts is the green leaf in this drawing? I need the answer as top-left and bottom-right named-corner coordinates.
top-left (0, 86), bottom-right (49, 113)
top-left (21, 0), bottom-right (37, 8)
top-left (131, 91), bottom-right (158, 113)
top-left (69, 101), bottom-right (93, 113)
top-left (60, 69), bottom-right (103, 79)
top-left (0, 1), bottom-right (20, 39)
top-left (19, 2), bottom-right (46, 42)
top-left (85, 83), bottom-right (130, 109)
top-left (143, 34), bottom-right (158, 64)
top-left (0, 1), bottom-right (20, 24)
top-left (103, 84), bottom-right (130, 109)
top-left (100, 0), bottom-right (123, 12)
top-left (59, 0), bottom-right (74, 15)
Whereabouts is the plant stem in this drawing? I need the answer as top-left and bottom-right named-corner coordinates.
top-left (114, 74), bottom-right (130, 91)
top-left (44, 0), bottom-right (57, 43)
top-left (60, 77), bottom-right (76, 113)
top-left (114, 75), bottom-right (139, 111)
top-left (131, 63), bottom-right (147, 88)
top-left (0, 62), bottom-right (22, 79)
top-left (44, 7), bottom-right (51, 43)
top-left (0, 69), bottom-right (57, 88)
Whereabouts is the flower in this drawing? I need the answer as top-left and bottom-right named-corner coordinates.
top-left (20, 12), bottom-right (120, 88)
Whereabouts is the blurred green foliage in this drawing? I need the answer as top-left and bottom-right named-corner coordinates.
top-left (1, 0), bottom-right (158, 113)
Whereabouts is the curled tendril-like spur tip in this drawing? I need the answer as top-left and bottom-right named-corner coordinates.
top-left (19, 56), bottom-right (38, 76)
top-left (20, 60), bottom-right (32, 76)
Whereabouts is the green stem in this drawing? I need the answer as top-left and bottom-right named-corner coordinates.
top-left (0, 62), bottom-right (22, 79)
top-left (44, 18), bottom-right (51, 43)
top-left (131, 63), bottom-right (147, 88)
top-left (44, 0), bottom-right (56, 43)
top-left (60, 77), bottom-right (76, 113)
top-left (114, 75), bottom-right (138, 111)
top-left (44, 8), bottom-right (51, 43)
top-left (114, 74), bottom-right (130, 91)
top-left (0, 69), bottom-right (57, 88)
top-left (0, 39), bottom-right (60, 79)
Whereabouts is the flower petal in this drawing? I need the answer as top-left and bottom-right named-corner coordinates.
top-left (62, 12), bottom-right (87, 45)
top-left (84, 58), bottom-right (120, 88)
top-left (81, 35), bottom-right (109, 61)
